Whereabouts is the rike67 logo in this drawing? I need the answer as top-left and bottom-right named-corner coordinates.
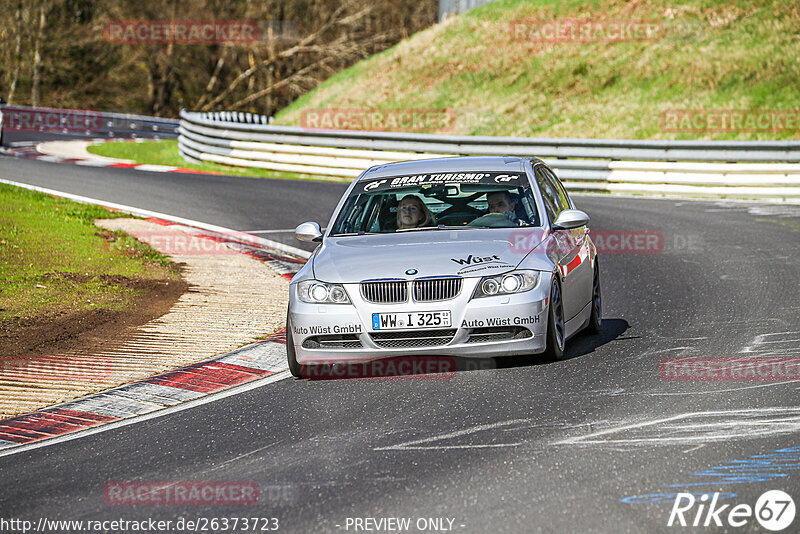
top-left (668, 490), bottom-right (795, 531)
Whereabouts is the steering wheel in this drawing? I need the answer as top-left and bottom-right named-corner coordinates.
top-left (435, 211), bottom-right (482, 226)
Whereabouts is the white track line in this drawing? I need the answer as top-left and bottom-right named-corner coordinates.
top-left (0, 178), bottom-right (311, 259)
top-left (374, 419), bottom-right (531, 451)
top-left (555, 407), bottom-right (800, 445)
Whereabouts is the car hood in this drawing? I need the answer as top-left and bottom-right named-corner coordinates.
top-left (312, 228), bottom-right (546, 282)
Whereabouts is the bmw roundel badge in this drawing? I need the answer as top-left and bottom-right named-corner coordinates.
top-left (405, 268), bottom-right (418, 275)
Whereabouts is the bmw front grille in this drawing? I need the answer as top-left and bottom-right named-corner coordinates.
top-left (413, 277), bottom-right (462, 302)
top-left (361, 280), bottom-right (408, 304)
top-left (360, 277), bottom-right (462, 303)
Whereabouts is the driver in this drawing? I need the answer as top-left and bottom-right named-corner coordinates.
top-left (468, 191), bottom-right (523, 227)
top-left (396, 194), bottom-right (434, 230)
top-left (487, 191), bottom-right (517, 215)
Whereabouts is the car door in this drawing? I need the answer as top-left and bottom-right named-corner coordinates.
top-left (535, 165), bottom-right (592, 322)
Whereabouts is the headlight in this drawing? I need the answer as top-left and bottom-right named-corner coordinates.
top-left (297, 280), bottom-right (351, 304)
top-left (472, 270), bottom-right (540, 299)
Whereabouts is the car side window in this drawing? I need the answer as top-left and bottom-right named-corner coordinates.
top-left (534, 165), bottom-right (561, 224)
top-left (340, 195), bottom-right (378, 233)
top-left (539, 166), bottom-right (571, 212)
top-left (552, 175), bottom-right (572, 212)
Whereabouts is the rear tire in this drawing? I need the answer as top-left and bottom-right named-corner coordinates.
top-left (286, 314), bottom-right (304, 378)
top-left (543, 277), bottom-right (566, 361)
top-left (586, 260), bottom-right (602, 335)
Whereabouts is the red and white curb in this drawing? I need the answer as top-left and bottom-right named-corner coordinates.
top-left (0, 180), bottom-right (313, 453)
top-left (0, 330), bottom-right (288, 451)
top-left (143, 217), bottom-right (307, 281)
top-left (1, 139), bottom-right (221, 175)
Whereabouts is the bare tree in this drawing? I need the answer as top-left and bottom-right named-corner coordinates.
top-left (0, 0), bottom-right (437, 115)
top-left (7, 1), bottom-right (25, 103)
top-left (30, 2), bottom-right (49, 107)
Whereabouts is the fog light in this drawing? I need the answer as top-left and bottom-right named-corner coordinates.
top-left (302, 339), bottom-right (321, 349)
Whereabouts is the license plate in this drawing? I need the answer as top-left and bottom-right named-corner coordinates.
top-left (372, 311), bottom-right (452, 330)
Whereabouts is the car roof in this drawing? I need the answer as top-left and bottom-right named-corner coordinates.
top-left (358, 156), bottom-right (545, 181)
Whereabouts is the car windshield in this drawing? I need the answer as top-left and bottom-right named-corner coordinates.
top-left (330, 170), bottom-right (541, 235)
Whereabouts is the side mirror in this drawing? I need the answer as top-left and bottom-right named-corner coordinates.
top-left (552, 209), bottom-right (589, 230)
top-left (295, 221), bottom-right (323, 242)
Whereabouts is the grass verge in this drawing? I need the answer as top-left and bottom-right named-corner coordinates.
top-left (0, 183), bottom-right (185, 354)
top-left (87, 139), bottom-right (346, 182)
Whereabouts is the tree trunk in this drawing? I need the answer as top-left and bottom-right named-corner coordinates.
top-left (8, 1), bottom-right (24, 104)
top-left (31, 3), bottom-right (47, 107)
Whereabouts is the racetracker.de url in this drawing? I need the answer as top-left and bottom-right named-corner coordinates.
top-left (0, 517), bottom-right (279, 533)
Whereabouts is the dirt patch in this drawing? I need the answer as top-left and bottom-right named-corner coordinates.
top-left (0, 218), bottom-right (289, 419)
top-left (0, 270), bottom-right (189, 358)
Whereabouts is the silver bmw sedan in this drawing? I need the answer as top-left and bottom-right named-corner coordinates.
top-left (287, 156), bottom-right (601, 378)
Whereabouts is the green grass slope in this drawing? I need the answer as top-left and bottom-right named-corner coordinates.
top-left (0, 183), bottom-right (179, 326)
top-left (275, 0), bottom-right (800, 140)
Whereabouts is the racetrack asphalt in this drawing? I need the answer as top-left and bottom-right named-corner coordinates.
top-left (1, 142), bottom-right (800, 532)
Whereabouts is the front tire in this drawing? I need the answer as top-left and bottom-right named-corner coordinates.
top-left (286, 314), bottom-right (304, 378)
top-left (543, 277), bottom-right (566, 361)
top-left (586, 260), bottom-right (602, 334)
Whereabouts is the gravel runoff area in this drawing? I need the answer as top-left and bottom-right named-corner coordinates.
top-left (0, 218), bottom-right (289, 418)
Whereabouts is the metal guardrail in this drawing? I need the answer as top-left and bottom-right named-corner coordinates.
top-left (0, 105), bottom-right (179, 139)
top-left (179, 110), bottom-right (800, 200)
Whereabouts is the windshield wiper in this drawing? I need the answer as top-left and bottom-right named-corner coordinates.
top-left (333, 226), bottom-right (495, 236)
top-left (397, 225), bottom-right (486, 232)
top-left (329, 231), bottom-right (382, 237)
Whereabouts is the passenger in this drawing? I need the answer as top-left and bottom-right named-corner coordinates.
top-left (396, 194), bottom-right (434, 230)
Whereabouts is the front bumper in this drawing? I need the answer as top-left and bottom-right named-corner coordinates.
top-left (288, 276), bottom-right (550, 364)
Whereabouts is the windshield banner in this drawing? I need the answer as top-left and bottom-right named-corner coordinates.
top-left (356, 172), bottom-right (525, 194)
